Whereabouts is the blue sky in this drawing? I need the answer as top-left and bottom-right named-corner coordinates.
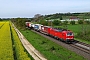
top-left (0, 0), bottom-right (90, 18)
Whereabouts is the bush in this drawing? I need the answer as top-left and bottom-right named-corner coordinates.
top-left (85, 21), bottom-right (90, 24)
top-left (52, 20), bottom-right (61, 26)
top-left (50, 46), bottom-right (56, 51)
top-left (76, 31), bottom-right (90, 41)
top-left (70, 21), bottom-right (75, 25)
top-left (78, 20), bottom-right (83, 24)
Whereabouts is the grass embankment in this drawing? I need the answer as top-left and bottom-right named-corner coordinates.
top-left (20, 29), bottom-right (87, 60)
top-left (54, 24), bottom-right (90, 44)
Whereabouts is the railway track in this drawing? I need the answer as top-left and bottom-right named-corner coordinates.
top-left (70, 43), bottom-right (90, 54)
top-left (32, 30), bottom-right (90, 60)
top-left (71, 40), bottom-right (90, 54)
top-left (73, 40), bottom-right (90, 47)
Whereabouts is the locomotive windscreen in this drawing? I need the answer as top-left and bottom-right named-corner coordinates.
top-left (67, 32), bottom-right (73, 36)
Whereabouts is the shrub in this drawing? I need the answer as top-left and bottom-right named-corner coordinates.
top-left (70, 21), bottom-right (75, 25)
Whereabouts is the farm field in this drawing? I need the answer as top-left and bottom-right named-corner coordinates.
top-left (0, 21), bottom-right (31, 60)
top-left (20, 29), bottom-right (87, 60)
top-left (0, 21), bottom-right (14, 60)
top-left (54, 24), bottom-right (90, 44)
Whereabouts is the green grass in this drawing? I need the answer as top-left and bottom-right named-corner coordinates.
top-left (67, 24), bottom-right (81, 33)
top-left (54, 24), bottom-right (90, 33)
top-left (20, 29), bottom-right (87, 60)
top-left (54, 24), bottom-right (81, 33)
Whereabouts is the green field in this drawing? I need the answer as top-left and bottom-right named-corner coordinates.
top-left (0, 21), bottom-right (31, 60)
top-left (20, 29), bottom-right (87, 60)
top-left (54, 24), bottom-right (89, 33)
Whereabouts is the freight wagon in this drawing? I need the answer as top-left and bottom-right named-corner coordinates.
top-left (34, 24), bottom-right (43, 32)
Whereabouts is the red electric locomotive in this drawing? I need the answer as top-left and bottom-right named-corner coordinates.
top-left (49, 28), bottom-right (74, 43)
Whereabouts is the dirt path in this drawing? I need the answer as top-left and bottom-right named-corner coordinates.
top-left (12, 24), bottom-right (47, 60)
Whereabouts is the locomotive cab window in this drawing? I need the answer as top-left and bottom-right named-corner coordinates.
top-left (67, 32), bottom-right (73, 36)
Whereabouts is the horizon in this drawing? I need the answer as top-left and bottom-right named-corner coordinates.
top-left (0, 12), bottom-right (90, 19)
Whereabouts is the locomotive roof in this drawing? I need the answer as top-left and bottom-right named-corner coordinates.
top-left (44, 26), bottom-right (52, 28)
top-left (35, 24), bottom-right (43, 26)
top-left (53, 28), bottom-right (72, 32)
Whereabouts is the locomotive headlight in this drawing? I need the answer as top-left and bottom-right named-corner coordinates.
top-left (66, 38), bottom-right (70, 39)
top-left (66, 38), bottom-right (73, 39)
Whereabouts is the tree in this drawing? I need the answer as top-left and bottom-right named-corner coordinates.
top-left (0, 18), bottom-right (2, 21)
top-left (39, 20), bottom-right (48, 26)
top-left (63, 20), bottom-right (68, 29)
top-left (85, 20), bottom-right (90, 24)
top-left (70, 21), bottom-right (75, 25)
top-left (60, 16), bottom-right (63, 20)
top-left (77, 25), bottom-right (90, 41)
top-left (52, 20), bottom-right (60, 26)
top-left (76, 19), bottom-right (90, 41)
top-left (78, 20), bottom-right (83, 24)
top-left (34, 14), bottom-right (42, 23)
top-left (63, 20), bottom-right (68, 25)
top-left (15, 18), bottom-right (26, 29)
